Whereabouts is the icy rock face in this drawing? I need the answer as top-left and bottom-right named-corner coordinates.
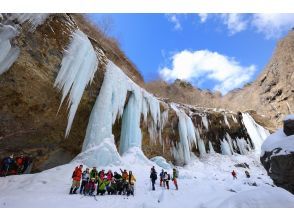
top-left (82, 60), bottom-right (161, 165)
top-left (242, 113), bottom-right (270, 156)
top-left (0, 24), bottom-right (20, 75)
top-left (4, 13), bottom-right (50, 31)
top-left (54, 29), bottom-right (98, 137)
top-left (150, 156), bottom-right (172, 170)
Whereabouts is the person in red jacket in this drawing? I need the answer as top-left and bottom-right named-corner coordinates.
top-left (15, 154), bottom-right (24, 174)
top-left (231, 170), bottom-right (237, 180)
top-left (69, 165), bottom-right (83, 194)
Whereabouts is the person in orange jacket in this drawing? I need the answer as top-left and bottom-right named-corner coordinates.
top-left (69, 165), bottom-right (83, 194)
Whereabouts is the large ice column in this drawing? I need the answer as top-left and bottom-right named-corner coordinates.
top-left (119, 91), bottom-right (143, 155)
top-left (54, 30), bottom-right (98, 137)
top-left (171, 104), bottom-right (197, 165)
top-left (195, 127), bottom-right (207, 156)
top-left (0, 25), bottom-right (20, 75)
top-left (242, 113), bottom-right (270, 155)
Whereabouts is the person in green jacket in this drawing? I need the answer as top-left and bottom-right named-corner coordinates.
top-left (90, 167), bottom-right (99, 182)
top-left (97, 177), bottom-right (110, 195)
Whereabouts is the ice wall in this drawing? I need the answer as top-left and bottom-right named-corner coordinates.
top-left (82, 60), bottom-right (162, 164)
top-left (0, 24), bottom-right (20, 76)
top-left (54, 29), bottom-right (98, 137)
top-left (242, 113), bottom-right (270, 156)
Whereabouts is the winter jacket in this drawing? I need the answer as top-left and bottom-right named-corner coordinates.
top-left (106, 171), bottom-right (113, 181)
top-left (160, 171), bottom-right (164, 179)
top-left (2, 157), bottom-right (14, 166)
top-left (72, 167), bottom-right (83, 181)
top-left (127, 174), bottom-right (136, 185)
top-left (121, 171), bottom-right (128, 181)
top-left (99, 171), bottom-right (105, 180)
top-left (173, 169), bottom-right (178, 179)
top-left (82, 171), bottom-right (90, 182)
top-left (85, 181), bottom-right (96, 192)
top-left (90, 169), bottom-right (98, 180)
top-left (114, 173), bottom-right (122, 180)
top-left (98, 177), bottom-right (110, 191)
top-left (15, 157), bottom-right (24, 166)
top-left (150, 171), bottom-right (157, 181)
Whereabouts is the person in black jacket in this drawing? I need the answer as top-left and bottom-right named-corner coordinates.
top-left (150, 168), bottom-right (157, 191)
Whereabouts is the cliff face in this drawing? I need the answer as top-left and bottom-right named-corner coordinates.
top-left (0, 13), bottom-right (271, 172)
top-left (0, 14), bottom-right (143, 172)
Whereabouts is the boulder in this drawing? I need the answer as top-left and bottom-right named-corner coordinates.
top-left (284, 118), bottom-right (294, 136)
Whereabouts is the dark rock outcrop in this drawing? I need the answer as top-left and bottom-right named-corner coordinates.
top-left (261, 150), bottom-right (294, 194)
top-left (284, 119), bottom-right (294, 136)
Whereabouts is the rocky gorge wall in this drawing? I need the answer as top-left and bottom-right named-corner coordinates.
top-left (0, 13), bottom-right (270, 172)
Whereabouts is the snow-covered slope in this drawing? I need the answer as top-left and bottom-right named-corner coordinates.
top-left (1, 152), bottom-right (293, 208)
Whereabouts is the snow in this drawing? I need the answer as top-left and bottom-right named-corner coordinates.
top-left (242, 113), bottom-right (270, 156)
top-left (217, 186), bottom-right (294, 208)
top-left (150, 156), bottom-right (172, 170)
top-left (54, 29), bottom-right (98, 137)
top-left (1, 152), bottom-right (292, 208)
top-left (0, 24), bottom-right (20, 75)
top-left (284, 114), bottom-right (294, 121)
top-left (261, 128), bottom-right (294, 156)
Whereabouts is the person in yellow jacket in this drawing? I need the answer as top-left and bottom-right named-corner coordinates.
top-left (126, 170), bottom-right (136, 196)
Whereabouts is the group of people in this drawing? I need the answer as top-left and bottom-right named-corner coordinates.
top-left (150, 166), bottom-right (179, 191)
top-left (231, 170), bottom-right (250, 179)
top-left (70, 165), bottom-right (136, 197)
top-left (0, 154), bottom-right (32, 177)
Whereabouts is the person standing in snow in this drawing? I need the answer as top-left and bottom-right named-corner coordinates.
top-left (163, 172), bottom-right (170, 190)
top-left (69, 164), bottom-right (83, 194)
top-left (160, 169), bottom-right (165, 187)
top-left (84, 178), bottom-right (96, 196)
top-left (126, 171), bottom-right (136, 196)
top-left (1, 155), bottom-right (15, 177)
top-left (120, 168), bottom-right (128, 181)
top-left (90, 167), bottom-right (98, 182)
top-left (150, 168), bottom-right (157, 191)
top-left (15, 154), bottom-right (24, 174)
top-left (231, 170), bottom-right (237, 180)
top-left (172, 168), bottom-right (179, 190)
top-left (80, 168), bottom-right (90, 194)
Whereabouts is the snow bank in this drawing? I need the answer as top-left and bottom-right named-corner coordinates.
top-left (150, 156), bottom-right (172, 170)
top-left (261, 128), bottom-right (294, 156)
top-left (0, 24), bottom-right (20, 75)
top-left (242, 113), bottom-right (270, 155)
top-left (54, 29), bottom-right (98, 137)
top-left (284, 114), bottom-right (294, 121)
top-left (217, 186), bottom-right (294, 208)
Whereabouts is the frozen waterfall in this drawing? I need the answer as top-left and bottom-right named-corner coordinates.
top-left (81, 60), bottom-right (161, 166)
top-left (54, 29), bottom-right (98, 137)
top-left (242, 113), bottom-right (270, 156)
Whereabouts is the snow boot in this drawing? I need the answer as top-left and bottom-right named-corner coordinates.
top-left (69, 187), bottom-right (74, 194)
top-left (73, 187), bottom-right (78, 194)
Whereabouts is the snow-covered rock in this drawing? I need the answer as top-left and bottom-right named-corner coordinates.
top-left (283, 114), bottom-right (294, 136)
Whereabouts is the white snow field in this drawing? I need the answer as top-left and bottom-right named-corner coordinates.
top-left (1, 150), bottom-right (294, 208)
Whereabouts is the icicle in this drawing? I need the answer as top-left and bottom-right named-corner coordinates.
top-left (220, 138), bottom-right (232, 155)
top-left (201, 115), bottom-right (209, 130)
top-left (235, 138), bottom-right (250, 155)
top-left (54, 29), bottom-right (98, 137)
top-left (0, 24), bottom-right (20, 75)
top-left (224, 114), bottom-right (230, 128)
top-left (242, 113), bottom-right (270, 155)
top-left (195, 127), bottom-right (206, 156)
top-left (232, 115), bottom-right (238, 123)
top-left (171, 104), bottom-right (197, 165)
top-left (208, 141), bottom-right (215, 154)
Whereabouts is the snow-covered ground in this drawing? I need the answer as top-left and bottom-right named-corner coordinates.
top-left (1, 151), bottom-right (293, 208)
